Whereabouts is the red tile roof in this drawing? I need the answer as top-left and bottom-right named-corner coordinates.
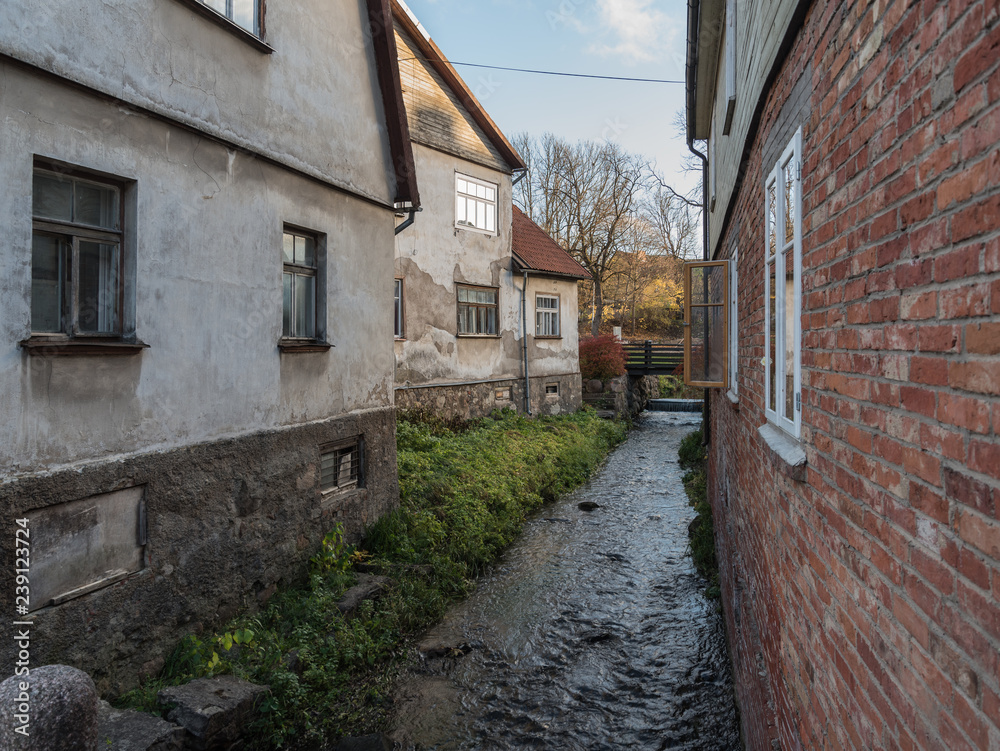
top-left (511, 206), bottom-right (592, 280)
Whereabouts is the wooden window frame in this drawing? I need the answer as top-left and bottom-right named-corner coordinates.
top-left (320, 438), bottom-right (365, 494)
top-left (394, 278), bottom-right (405, 339)
top-left (456, 283), bottom-right (499, 337)
top-left (25, 161), bottom-right (143, 354)
top-left (764, 128), bottom-right (803, 438)
top-left (455, 173), bottom-right (498, 236)
top-left (683, 260), bottom-right (729, 389)
top-left (280, 226), bottom-right (330, 352)
top-left (535, 293), bottom-right (561, 338)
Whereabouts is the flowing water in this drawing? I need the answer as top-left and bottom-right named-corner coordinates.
top-left (390, 412), bottom-right (741, 751)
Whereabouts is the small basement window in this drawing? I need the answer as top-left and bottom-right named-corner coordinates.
top-left (545, 383), bottom-right (559, 396)
top-left (321, 439), bottom-right (364, 493)
top-left (26, 487), bottom-right (146, 610)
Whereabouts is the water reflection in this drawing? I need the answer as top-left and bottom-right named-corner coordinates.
top-left (392, 412), bottom-right (740, 751)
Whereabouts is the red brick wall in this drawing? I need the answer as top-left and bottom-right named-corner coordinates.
top-left (710, 0), bottom-right (1000, 748)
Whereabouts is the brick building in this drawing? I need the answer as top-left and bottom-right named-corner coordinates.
top-left (687, 0), bottom-right (1000, 748)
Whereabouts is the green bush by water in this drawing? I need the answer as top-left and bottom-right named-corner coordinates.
top-left (679, 428), bottom-right (719, 599)
top-left (120, 408), bottom-right (627, 749)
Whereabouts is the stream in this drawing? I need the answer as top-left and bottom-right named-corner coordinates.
top-left (389, 411), bottom-right (741, 751)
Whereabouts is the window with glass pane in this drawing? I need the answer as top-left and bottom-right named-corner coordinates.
top-left (320, 439), bottom-right (364, 492)
top-left (31, 168), bottom-right (123, 336)
top-left (764, 128), bottom-right (802, 437)
top-left (535, 295), bottom-right (560, 336)
top-left (684, 261), bottom-right (729, 388)
top-left (394, 279), bottom-right (404, 338)
top-left (282, 230), bottom-right (317, 339)
top-left (198, 0), bottom-right (260, 34)
top-left (455, 174), bottom-right (498, 234)
top-left (457, 285), bottom-right (498, 335)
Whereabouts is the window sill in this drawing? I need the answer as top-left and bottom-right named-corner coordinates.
top-left (173, 0), bottom-right (275, 53)
top-left (534, 335), bottom-right (563, 340)
top-left (278, 339), bottom-right (333, 353)
top-left (320, 486), bottom-right (367, 511)
top-left (457, 334), bottom-right (501, 339)
top-left (19, 337), bottom-right (149, 357)
top-left (454, 224), bottom-right (496, 237)
top-left (757, 423), bottom-right (807, 482)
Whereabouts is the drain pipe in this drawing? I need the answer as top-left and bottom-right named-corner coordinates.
top-left (394, 206), bottom-right (420, 235)
top-left (687, 0), bottom-right (711, 444)
top-left (521, 269), bottom-right (532, 415)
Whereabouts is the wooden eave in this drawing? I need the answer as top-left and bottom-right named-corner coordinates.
top-left (687, 0), bottom-right (725, 140)
top-left (390, 0), bottom-right (526, 173)
top-left (366, 0), bottom-right (420, 208)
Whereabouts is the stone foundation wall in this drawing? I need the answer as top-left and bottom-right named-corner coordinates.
top-left (395, 374), bottom-right (583, 421)
top-left (0, 408), bottom-right (398, 695)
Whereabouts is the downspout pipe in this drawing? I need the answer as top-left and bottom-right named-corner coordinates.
top-left (521, 269), bottom-right (532, 415)
top-left (394, 207), bottom-right (420, 235)
top-left (686, 0), bottom-right (711, 443)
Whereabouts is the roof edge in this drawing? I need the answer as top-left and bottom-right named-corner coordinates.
top-left (366, 0), bottom-right (420, 208)
top-left (687, 0), bottom-right (724, 140)
top-left (512, 252), bottom-right (592, 281)
top-left (390, 0), bottom-right (526, 172)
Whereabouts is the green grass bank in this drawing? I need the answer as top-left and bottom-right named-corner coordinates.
top-left (678, 428), bottom-right (720, 599)
top-left (122, 408), bottom-right (627, 749)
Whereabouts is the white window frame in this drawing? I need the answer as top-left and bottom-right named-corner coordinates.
top-left (728, 248), bottom-right (738, 401)
top-left (535, 294), bottom-right (560, 337)
top-left (455, 173), bottom-right (498, 235)
top-left (764, 128), bottom-right (802, 438)
top-left (198, 0), bottom-right (261, 36)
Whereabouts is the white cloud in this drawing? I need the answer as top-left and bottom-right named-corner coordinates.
top-left (588, 0), bottom-right (672, 63)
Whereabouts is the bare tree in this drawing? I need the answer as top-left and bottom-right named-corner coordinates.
top-left (514, 134), bottom-right (648, 337)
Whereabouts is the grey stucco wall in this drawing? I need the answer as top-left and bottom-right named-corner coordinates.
top-left (0, 406), bottom-right (398, 695)
top-left (0, 65), bottom-right (397, 475)
top-left (0, 0), bottom-right (396, 206)
top-left (394, 144), bottom-right (584, 397)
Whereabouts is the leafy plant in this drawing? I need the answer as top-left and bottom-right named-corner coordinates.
top-left (578, 335), bottom-right (627, 382)
top-left (678, 427), bottom-right (719, 599)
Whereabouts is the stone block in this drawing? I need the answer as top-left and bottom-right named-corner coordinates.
top-left (336, 574), bottom-right (390, 616)
top-left (157, 676), bottom-right (267, 750)
top-left (97, 700), bottom-right (186, 750)
top-left (0, 664), bottom-right (99, 751)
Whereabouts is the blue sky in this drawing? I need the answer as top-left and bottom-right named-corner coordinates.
top-left (400, 0), bottom-right (700, 196)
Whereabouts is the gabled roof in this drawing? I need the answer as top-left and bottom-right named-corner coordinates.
top-left (391, 0), bottom-right (525, 172)
top-left (511, 206), bottom-right (591, 280)
top-left (366, 0), bottom-right (420, 207)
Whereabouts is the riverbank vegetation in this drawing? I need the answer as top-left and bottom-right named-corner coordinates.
top-left (679, 428), bottom-right (719, 599)
top-left (122, 408), bottom-right (627, 749)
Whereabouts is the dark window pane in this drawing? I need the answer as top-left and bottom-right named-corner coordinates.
top-left (31, 234), bottom-right (67, 332)
top-left (282, 272), bottom-right (292, 337)
top-left (33, 173), bottom-right (73, 222)
top-left (78, 241), bottom-right (119, 333)
top-left (294, 274), bottom-right (315, 338)
top-left (75, 181), bottom-right (119, 229)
